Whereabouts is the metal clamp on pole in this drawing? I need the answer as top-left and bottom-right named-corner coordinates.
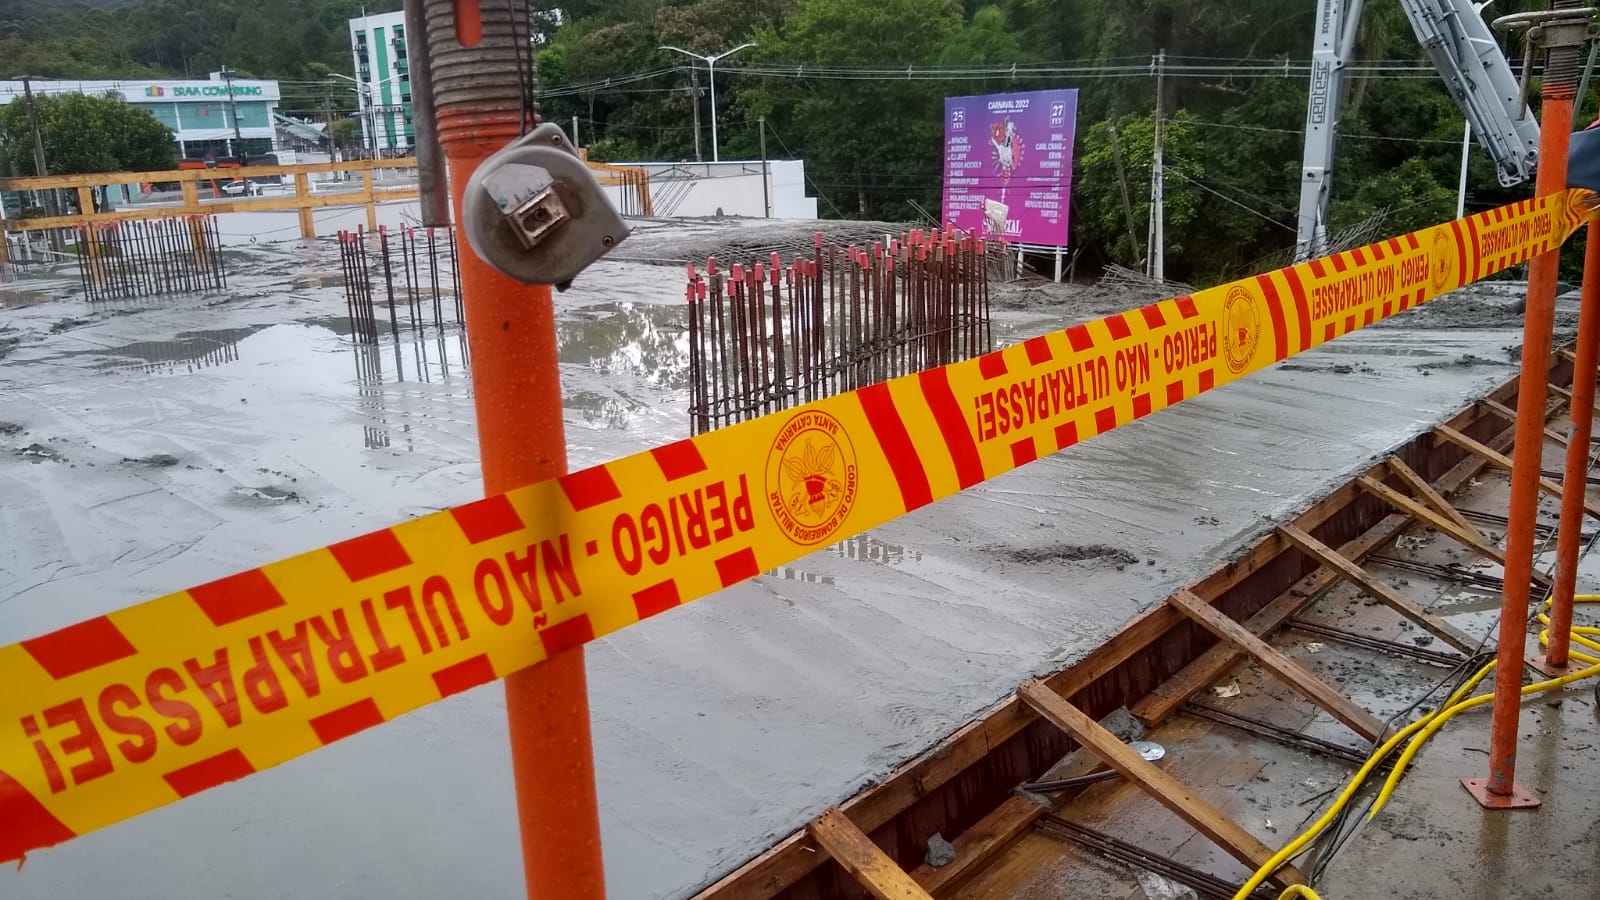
top-left (461, 123), bottom-right (629, 290)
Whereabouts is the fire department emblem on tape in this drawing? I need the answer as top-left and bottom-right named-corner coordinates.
top-left (1222, 285), bottom-right (1260, 374)
top-left (766, 409), bottom-right (859, 545)
top-left (1430, 228), bottom-right (1453, 295)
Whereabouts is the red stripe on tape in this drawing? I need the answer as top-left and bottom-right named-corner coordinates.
top-left (432, 654), bottom-right (497, 698)
top-left (310, 698), bottom-right (384, 745)
top-left (1054, 421), bottom-right (1079, 450)
top-left (1256, 274), bottom-right (1290, 361)
top-left (1139, 303), bottom-right (1167, 329)
top-left (1324, 322), bottom-right (1336, 342)
top-left (1382, 301), bottom-right (1392, 318)
top-left (1105, 313), bottom-right (1133, 341)
top-left (1363, 308), bottom-right (1375, 327)
top-left (1010, 437), bottom-right (1037, 468)
top-left (1450, 219), bottom-right (1469, 292)
top-left (1405, 233), bottom-right (1420, 251)
top-left (1175, 295), bottom-right (1199, 319)
top-left (1023, 336), bottom-right (1053, 365)
top-left (858, 383), bottom-right (933, 511)
top-left (1132, 392), bottom-right (1152, 419)
top-left (0, 769), bottom-right (76, 863)
top-left (978, 351), bottom-right (1009, 380)
top-left (538, 614), bottom-right (595, 656)
top-left (1065, 323), bottom-right (1094, 352)
top-left (1370, 242), bottom-right (1386, 262)
top-left (1351, 247), bottom-right (1367, 266)
top-left (632, 580), bottom-right (683, 620)
top-left (1344, 314), bottom-right (1355, 334)
top-left (1166, 380), bottom-right (1184, 406)
top-left (651, 441), bottom-right (708, 481)
top-left (919, 368), bottom-right (986, 489)
top-left (1199, 369), bottom-right (1215, 392)
top-left (188, 569), bottom-right (288, 627)
top-left (1309, 258), bottom-right (1327, 279)
top-left (1330, 253), bottom-right (1348, 274)
top-left (329, 530), bottom-right (412, 582)
top-left (1466, 213), bottom-right (1481, 282)
top-left (450, 495), bottom-right (525, 544)
top-left (1283, 267), bottom-right (1313, 352)
top-left (1094, 406), bottom-right (1117, 435)
top-left (1387, 238), bottom-right (1403, 256)
top-left (163, 749), bottom-right (254, 798)
top-left (558, 466), bottom-right (623, 511)
top-left (22, 616), bottom-right (138, 679)
top-left (715, 548), bottom-right (760, 587)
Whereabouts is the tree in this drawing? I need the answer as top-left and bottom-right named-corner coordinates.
top-left (0, 92), bottom-right (177, 177)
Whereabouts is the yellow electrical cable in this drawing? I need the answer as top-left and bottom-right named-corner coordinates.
top-left (1230, 594), bottom-right (1600, 900)
top-left (1277, 887), bottom-right (1322, 900)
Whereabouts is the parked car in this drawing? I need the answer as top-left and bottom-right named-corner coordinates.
top-left (220, 179), bottom-right (262, 197)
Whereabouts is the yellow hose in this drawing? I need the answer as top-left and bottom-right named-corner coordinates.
top-left (1277, 887), bottom-right (1322, 900)
top-left (1231, 594), bottom-right (1600, 900)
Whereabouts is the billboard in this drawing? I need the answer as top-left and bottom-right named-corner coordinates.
top-left (941, 89), bottom-right (1077, 247)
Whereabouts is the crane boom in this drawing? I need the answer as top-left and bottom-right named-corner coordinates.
top-left (1295, 0), bottom-right (1537, 260)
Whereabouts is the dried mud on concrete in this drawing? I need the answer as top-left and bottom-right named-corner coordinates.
top-left (0, 221), bottom-right (1572, 900)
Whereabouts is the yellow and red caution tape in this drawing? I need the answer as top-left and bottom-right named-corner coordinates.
top-left (0, 191), bottom-right (1589, 862)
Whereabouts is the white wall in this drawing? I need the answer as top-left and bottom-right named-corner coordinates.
top-left (602, 160), bottom-right (818, 219)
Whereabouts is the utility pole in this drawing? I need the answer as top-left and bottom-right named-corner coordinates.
top-left (1147, 49), bottom-right (1166, 282)
top-left (572, 115), bottom-right (579, 150)
top-left (689, 67), bottom-right (703, 161)
top-left (759, 115), bottom-right (770, 217)
top-left (20, 76), bottom-right (61, 252)
top-left (221, 66), bottom-right (246, 166)
top-left (1107, 120), bottom-right (1143, 266)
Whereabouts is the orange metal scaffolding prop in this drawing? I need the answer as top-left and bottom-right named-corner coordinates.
top-left (1466, 8), bottom-right (1581, 809)
top-left (1541, 217), bottom-right (1600, 672)
top-left (428, 0), bottom-right (607, 895)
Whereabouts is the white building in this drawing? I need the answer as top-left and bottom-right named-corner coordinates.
top-left (0, 74), bottom-right (281, 162)
top-left (347, 10), bottom-right (414, 154)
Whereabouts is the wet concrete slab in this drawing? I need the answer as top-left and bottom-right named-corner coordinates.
top-left (0, 232), bottom-right (1574, 899)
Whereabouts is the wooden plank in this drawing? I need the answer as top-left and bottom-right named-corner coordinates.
top-left (1479, 398), bottom-right (1572, 447)
top-left (1278, 524), bottom-right (1477, 654)
top-left (808, 809), bottom-right (934, 900)
top-left (1356, 475), bottom-right (1554, 590)
top-left (1435, 423), bottom-right (1600, 520)
top-left (907, 794), bottom-right (1044, 895)
top-left (4, 188), bottom-right (422, 231)
top-left (0, 157), bottom-right (417, 192)
top-left (1165, 590), bottom-right (1385, 741)
top-left (1017, 681), bottom-right (1307, 888)
top-left (1384, 456), bottom-right (1482, 540)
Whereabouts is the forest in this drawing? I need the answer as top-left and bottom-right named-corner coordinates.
top-left (0, 0), bottom-right (1574, 281)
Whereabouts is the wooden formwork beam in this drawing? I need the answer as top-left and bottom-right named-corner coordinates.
top-left (1166, 589), bottom-right (1385, 741)
top-left (1018, 680), bottom-right (1307, 889)
top-left (1435, 424), bottom-right (1600, 520)
top-left (1278, 524), bottom-right (1477, 654)
top-left (1384, 456), bottom-right (1484, 540)
top-left (807, 809), bottom-right (933, 900)
top-left (1478, 398), bottom-right (1574, 448)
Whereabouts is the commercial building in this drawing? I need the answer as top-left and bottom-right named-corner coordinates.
top-left (347, 10), bottom-right (414, 153)
top-left (0, 74), bottom-right (281, 162)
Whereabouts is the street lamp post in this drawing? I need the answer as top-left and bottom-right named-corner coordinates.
top-left (659, 43), bottom-right (755, 163)
top-left (328, 73), bottom-right (405, 157)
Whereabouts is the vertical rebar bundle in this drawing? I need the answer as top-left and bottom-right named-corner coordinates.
top-left (71, 216), bottom-right (227, 302)
top-left (686, 228), bottom-right (994, 435)
top-left (338, 225), bottom-right (465, 344)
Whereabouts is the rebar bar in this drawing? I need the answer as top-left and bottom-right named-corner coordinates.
top-left (686, 228), bottom-right (996, 435)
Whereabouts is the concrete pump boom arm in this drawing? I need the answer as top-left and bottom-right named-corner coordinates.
top-left (1295, 0), bottom-right (1537, 260)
